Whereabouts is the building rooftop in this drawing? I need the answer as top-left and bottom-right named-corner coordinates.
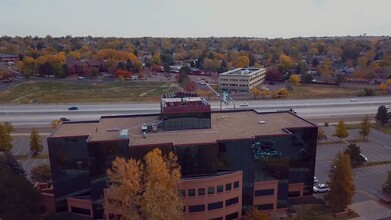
top-left (220, 68), bottom-right (266, 76)
top-left (50, 110), bottom-right (316, 145)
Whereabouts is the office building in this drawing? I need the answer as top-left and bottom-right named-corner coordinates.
top-left (46, 92), bottom-right (318, 219)
top-left (219, 68), bottom-right (266, 93)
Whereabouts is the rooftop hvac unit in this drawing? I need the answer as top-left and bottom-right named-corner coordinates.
top-left (152, 124), bottom-right (158, 132)
top-left (119, 129), bottom-right (129, 139)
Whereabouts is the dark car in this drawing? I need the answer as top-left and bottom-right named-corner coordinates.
top-left (68, 106), bottom-right (78, 110)
top-left (60, 117), bottom-right (70, 122)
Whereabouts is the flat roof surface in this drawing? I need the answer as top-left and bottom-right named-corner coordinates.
top-left (50, 110), bottom-right (316, 145)
top-left (220, 68), bottom-right (265, 76)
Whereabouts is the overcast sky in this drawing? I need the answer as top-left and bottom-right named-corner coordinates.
top-left (0, 0), bottom-right (390, 38)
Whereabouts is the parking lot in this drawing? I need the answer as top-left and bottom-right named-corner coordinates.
top-left (315, 126), bottom-right (391, 203)
top-left (11, 133), bottom-right (50, 178)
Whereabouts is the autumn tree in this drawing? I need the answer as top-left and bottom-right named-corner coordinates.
top-left (236, 55), bottom-right (250, 68)
top-left (333, 120), bottom-right (349, 141)
top-left (325, 152), bottom-right (355, 212)
top-left (279, 54), bottom-right (294, 73)
top-left (197, 89), bottom-right (213, 100)
top-left (289, 74), bottom-right (301, 86)
top-left (51, 119), bottom-right (61, 129)
top-left (104, 148), bottom-right (182, 220)
top-left (379, 83), bottom-right (387, 92)
top-left (0, 122), bottom-right (13, 152)
top-left (375, 105), bottom-right (389, 126)
top-left (317, 127), bottom-right (327, 143)
top-left (359, 115), bottom-right (371, 141)
top-left (250, 87), bottom-right (262, 99)
top-left (19, 56), bottom-right (37, 80)
top-left (30, 128), bottom-right (43, 155)
top-left (31, 164), bottom-right (51, 184)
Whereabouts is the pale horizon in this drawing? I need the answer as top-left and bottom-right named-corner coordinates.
top-left (1, 0), bottom-right (391, 38)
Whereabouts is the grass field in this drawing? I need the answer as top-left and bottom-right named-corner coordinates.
top-left (289, 84), bottom-right (360, 99)
top-left (0, 81), bottom-right (179, 104)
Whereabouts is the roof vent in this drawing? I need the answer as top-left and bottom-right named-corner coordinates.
top-left (119, 129), bottom-right (129, 139)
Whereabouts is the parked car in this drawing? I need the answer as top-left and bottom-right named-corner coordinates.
top-left (313, 183), bottom-right (330, 193)
top-left (360, 153), bottom-right (368, 162)
top-left (314, 176), bottom-right (318, 185)
top-left (350, 98), bottom-right (358, 102)
top-left (68, 106), bottom-right (78, 110)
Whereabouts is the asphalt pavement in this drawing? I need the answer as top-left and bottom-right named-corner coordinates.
top-left (315, 126), bottom-right (391, 203)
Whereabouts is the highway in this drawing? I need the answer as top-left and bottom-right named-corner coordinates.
top-left (1, 96), bottom-right (390, 126)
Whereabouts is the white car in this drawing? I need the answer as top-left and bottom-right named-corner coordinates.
top-left (350, 98), bottom-right (358, 102)
top-left (240, 102), bottom-right (249, 107)
top-left (360, 153), bottom-right (368, 162)
top-left (313, 184), bottom-right (330, 193)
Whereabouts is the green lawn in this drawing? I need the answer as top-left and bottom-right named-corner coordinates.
top-left (0, 81), bottom-right (179, 104)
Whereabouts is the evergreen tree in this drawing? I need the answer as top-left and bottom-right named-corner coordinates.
top-left (325, 152), bottom-right (355, 212)
top-left (359, 115), bottom-right (371, 141)
top-left (333, 120), bottom-right (349, 141)
top-left (344, 144), bottom-right (366, 167)
top-left (30, 128), bottom-right (43, 155)
top-left (0, 152), bottom-right (25, 176)
top-left (375, 105), bottom-right (389, 126)
top-left (0, 168), bottom-right (42, 220)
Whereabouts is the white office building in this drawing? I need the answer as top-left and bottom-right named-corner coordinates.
top-left (219, 68), bottom-right (266, 93)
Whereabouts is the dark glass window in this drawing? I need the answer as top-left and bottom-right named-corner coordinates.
top-left (225, 212), bottom-right (239, 220)
top-left (226, 183), bottom-right (232, 191)
top-left (183, 206), bottom-right (186, 212)
top-left (217, 185), bottom-right (223, 193)
top-left (71, 207), bottom-right (91, 216)
top-left (234, 181), bottom-right (239, 189)
top-left (188, 189), bottom-right (195, 197)
top-left (179, 189), bottom-right (186, 197)
top-left (254, 189), bottom-right (275, 197)
top-left (198, 188), bottom-right (205, 196)
top-left (288, 191), bottom-right (300, 197)
top-left (207, 201), bottom-right (223, 210)
top-left (208, 186), bottom-right (215, 195)
top-left (225, 197), bottom-right (239, 207)
top-left (256, 203), bottom-right (274, 210)
top-left (188, 204), bottom-right (205, 213)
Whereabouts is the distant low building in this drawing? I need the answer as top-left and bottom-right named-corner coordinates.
top-left (219, 68), bottom-right (266, 93)
top-left (66, 58), bottom-right (106, 76)
top-left (0, 54), bottom-right (19, 64)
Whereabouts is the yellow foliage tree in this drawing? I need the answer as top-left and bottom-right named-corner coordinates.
top-left (279, 54), bottom-right (294, 72)
top-left (19, 56), bottom-right (37, 80)
top-left (379, 83), bottom-right (387, 92)
top-left (197, 90), bottom-right (213, 100)
top-left (386, 79), bottom-right (391, 86)
top-left (104, 148), bottom-right (182, 220)
top-left (236, 56), bottom-right (250, 68)
top-left (250, 87), bottom-right (262, 99)
top-left (243, 208), bottom-right (270, 220)
top-left (289, 74), bottom-right (301, 86)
